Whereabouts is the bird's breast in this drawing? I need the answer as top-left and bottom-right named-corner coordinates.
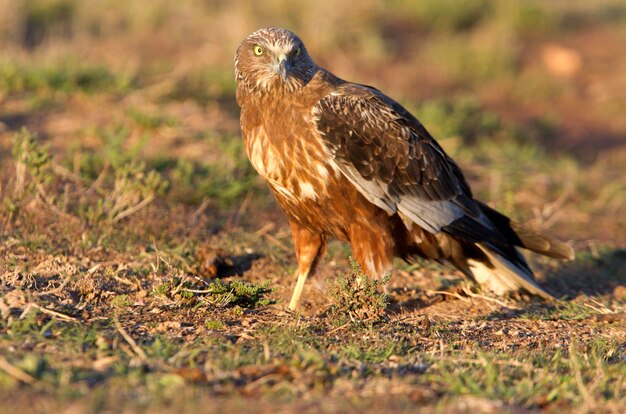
top-left (243, 104), bottom-right (339, 205)
top-left (240, 93), bottom-right (366, 237)
top-left (248, 133), bottom-right (335, 204)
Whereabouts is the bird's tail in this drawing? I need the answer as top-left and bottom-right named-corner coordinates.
top-left (464, 244), bottom-right (556, 301)
top-left (402, 202), bottom-right (573, 300)
top-left (458, 202), bottom-right (574, 300)
top-left (508, 221), bottom-right (575, 259)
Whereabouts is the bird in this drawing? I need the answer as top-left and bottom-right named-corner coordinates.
top-left (234, 28), bottom-right (574, 311)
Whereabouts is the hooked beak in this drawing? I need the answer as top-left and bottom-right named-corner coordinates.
top-left (277, 54), bottom-right (290, 81)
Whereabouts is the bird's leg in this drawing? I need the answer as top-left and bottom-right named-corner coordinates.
top-left (288, 221), bottom-right (325, 311)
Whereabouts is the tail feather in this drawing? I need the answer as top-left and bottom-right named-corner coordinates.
top-left (478, 201), bottom-right (574, 260)
top-left (401, 201), bottom-right (572, 301)
top-left (510, 222), bottom-right (574, 260)
top-left (473, 244), bottom-right (557, 302)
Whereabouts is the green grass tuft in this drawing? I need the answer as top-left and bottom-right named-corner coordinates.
top-left (0, 60), bottom-right (134, 95)
top-left (201, 280), bottom-right (275, 308)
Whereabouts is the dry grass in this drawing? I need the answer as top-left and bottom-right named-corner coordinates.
top-left (1, 1), bottom-right (625, 413)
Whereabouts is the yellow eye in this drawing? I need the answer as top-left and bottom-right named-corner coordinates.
top-left (253, 45), bottom-right (264, 56)
top-left (295, 47), bottom-right (301, 56)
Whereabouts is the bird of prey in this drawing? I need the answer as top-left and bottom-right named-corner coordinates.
top-left (234, 28), bottom-right (573, 310)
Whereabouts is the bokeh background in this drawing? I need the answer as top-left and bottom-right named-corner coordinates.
top-left (0, 0), bottom-right (626, 236)
top-left (1, 2), bottom-right (625, 412)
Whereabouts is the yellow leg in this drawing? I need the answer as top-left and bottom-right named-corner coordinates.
top-left (287, 221), bottom-right (325, 311)
top-left (289, 268), bottom-right (310, 310)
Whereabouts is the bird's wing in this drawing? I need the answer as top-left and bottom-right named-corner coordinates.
top-left (314, 82), bottom-right (497, 239)
top-left (313, 81), bottom-right (560, 298)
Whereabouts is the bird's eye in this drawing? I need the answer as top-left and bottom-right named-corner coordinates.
top-left (294, 47), bottom-right (301, 56)
top-left (253, 45), bottom-right (264, 56)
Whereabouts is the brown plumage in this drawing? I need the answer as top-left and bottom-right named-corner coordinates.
top-left (234, 28), bottom-right (574, 310)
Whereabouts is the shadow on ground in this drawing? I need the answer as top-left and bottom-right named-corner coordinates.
top-left (382, 249), bottom-right (626, 321)
top-left (544, 248), bottom-right (626, 298)
top-left (195, 245), bottom-right (263, 279)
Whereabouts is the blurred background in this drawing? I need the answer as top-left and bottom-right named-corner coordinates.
top-left (0, 0), bottom-right (625, 244)
top-left (2, 4), bottom-right (625, 411)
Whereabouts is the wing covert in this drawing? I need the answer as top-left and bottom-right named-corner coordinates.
top-left (314, 83), bottom-right (476, 233)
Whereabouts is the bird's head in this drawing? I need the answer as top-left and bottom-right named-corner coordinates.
top-left (235, 28), bottom-right (316, 93)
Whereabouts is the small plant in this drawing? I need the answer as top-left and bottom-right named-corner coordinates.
top-left (150, 276), bottom-right (195, 304)
top-left (205, 320), bottom-right (225, 330)
top-left (150, 276), bottom-right (274, 309)
top-left (200, 280), bottom-right (275, 308)
top-left (79, 161), bottom-right (168, 225)
top-left (11, 128), bottom-right (54, 199)
top-left (7, 127), bottom-right (169, 228)
top-left (103, 161), bottom-right (169, 223)
top-left (327, 258), bottom-right (390, 324)
top-left (111, 294), bottom-right (131, 309)
top-left (151, 282), bottom-right (173, 297)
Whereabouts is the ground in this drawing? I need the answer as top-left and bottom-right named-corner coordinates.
top-left (0, 1), bottom-right (625, 413)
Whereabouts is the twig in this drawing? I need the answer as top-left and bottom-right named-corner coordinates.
top-left (113, 275), bottom-right (139, 289)
top-left (326, 322), bottom-right (352, 335)
top-left (87, 261), bottom-right (120, 275)
top-left (87, 161), bottom-right (110, 194)
top-left (191, 198), bottom-right (210, 222)
top-left (541, 184), bottom-right (573, 229)
top-left (51, 162), bottom-right (85, 184)
top-left (252, 222), bottom-right (276, 238)
top-left (228, 190), bottom-right (253, 227)
top-left (114, 317), bottom-right (148, 361)
top-left (242, 373), bottom-right (286, 393)
top-left (32, 277), bottom-right (72, 297)
top-left (427, 290), bottom-right (469, 302)
top-left (181, 288), bottom-right (215, 294)
top-left (0, 356), bottom-right (37, 385)
top-left (460, 287), bottom-right (521, 309)
top-left (583, 298), bottom-right (614, 314)
top-left (170, 252), bottom-right (194, 274)
top-left (151, 238), bottom-right (162, 273)
top-left (35, 182), bottom-right (81, 222)
top-left (111, 195), bottom-right (155, 223)
top-left (26, 303), bottom-right (79, 323)
top-left (262, 233), bottom-right (291, 253)
top-left (427, 288), bottom-right (520, 309)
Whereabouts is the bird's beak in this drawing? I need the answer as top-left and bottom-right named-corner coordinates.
top-left (277, 54), bottom-right (290, 81)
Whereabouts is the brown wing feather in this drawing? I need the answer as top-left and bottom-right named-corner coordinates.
top-left (314, 82), bottom-right (502, 243)
top-left (317, 83), bottom-right (471, 200)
